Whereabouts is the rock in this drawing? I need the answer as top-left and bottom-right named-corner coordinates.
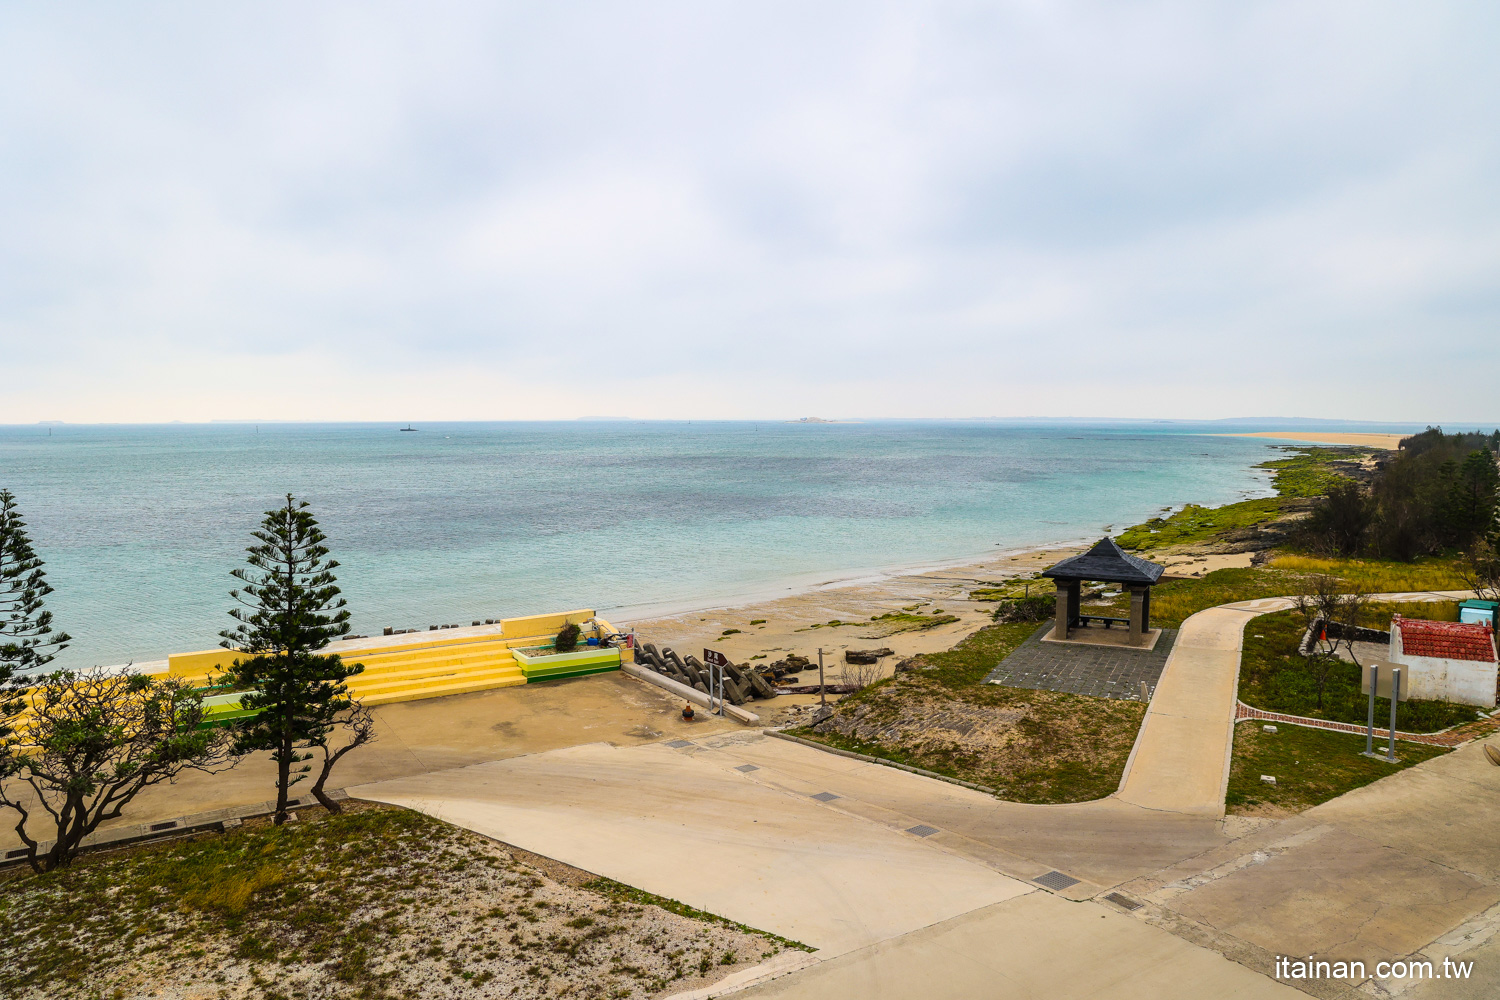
top-left (844, 647), bottom-right (894, 664)
top-left (893, 657), bottom-right (925, 673)
top-left (747, 670), bottom-right (777, 699)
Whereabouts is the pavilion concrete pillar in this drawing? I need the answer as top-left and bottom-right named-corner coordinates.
top-left (1067, 580), bottom-right (1081, 627)
top-left (1130, 585), bottom-right (1147, 645)
top-left (1052, 585), bottom-right (1070, 640)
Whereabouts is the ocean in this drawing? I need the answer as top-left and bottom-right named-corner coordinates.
top-left (1, 421), bottom-right (1287, 670)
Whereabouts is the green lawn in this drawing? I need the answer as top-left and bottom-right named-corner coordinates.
top-left (1238, 605), bottom-right (1477, 733)
top-left (1226, 722), bottom-right (1449, 814)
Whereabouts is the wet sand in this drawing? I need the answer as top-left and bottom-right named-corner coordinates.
top-left (1221, 431), bottom-right (1406, 449)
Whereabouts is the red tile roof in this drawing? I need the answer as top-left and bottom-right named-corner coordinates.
top-left (1395, 616), bottom-right (1497, 663)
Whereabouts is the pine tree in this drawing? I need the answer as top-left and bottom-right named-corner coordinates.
top-left (220, 495), bottom-right (363, 824)
top-left (0, 490), bottom-right (71, 737)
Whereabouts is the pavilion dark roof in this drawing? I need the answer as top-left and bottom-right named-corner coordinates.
top-left (1041, 537), bottom-right (1165, 586)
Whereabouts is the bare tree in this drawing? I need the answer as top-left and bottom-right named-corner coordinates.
top-left (839, 659), bottom-right (882, 691)
top-left (1460, 536), bottom-right (1500, 603)
top-left (1292, 575), bottom-right (1370, 711)
top-left (307, 701), bottom-right (377, 813)
top-left (0, 671), bottom-right (238, 872)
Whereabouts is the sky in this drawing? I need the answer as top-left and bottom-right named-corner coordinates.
top-left (2, 2), bottom-right (1497, 424)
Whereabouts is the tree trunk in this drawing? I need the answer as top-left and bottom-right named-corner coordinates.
top-left (274, 729), bottom-right (292, 825)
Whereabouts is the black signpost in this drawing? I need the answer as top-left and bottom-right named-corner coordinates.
top-left (703, 648), bottom-right (729, 716)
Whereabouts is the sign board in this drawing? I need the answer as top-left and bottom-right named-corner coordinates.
top-left (1360, 661), bottom-right (1408, 702)
top-left (702, 648), bottom-right (729, 668)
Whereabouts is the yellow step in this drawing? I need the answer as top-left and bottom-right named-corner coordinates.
top-left (350, 662), bottom-right (524, 696)
top-left (357, 672), bottom-right (527, 706)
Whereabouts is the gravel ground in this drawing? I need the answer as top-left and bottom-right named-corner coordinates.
top-left (1, 803), bottom-right (801, 1000)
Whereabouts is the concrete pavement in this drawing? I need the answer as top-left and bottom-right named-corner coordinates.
top-left (352, 739), bottom-right (1034, 956)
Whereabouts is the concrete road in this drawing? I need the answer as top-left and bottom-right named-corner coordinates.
top-left (736, 895), bottom-right (1302, 1000)
top-left (352, 739), bottom-right (1034, 956)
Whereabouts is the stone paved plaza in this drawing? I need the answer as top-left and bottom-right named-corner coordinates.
top-left (982, 621), bottom-right (1178, 700)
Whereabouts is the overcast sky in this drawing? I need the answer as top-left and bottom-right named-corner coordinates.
top-left (2, 3), bottom-right (1496, 423)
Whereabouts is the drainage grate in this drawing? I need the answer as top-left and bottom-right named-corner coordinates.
top-left (906, 824), bottom-right (940, 837)
top-left (5, 848), bottom-right (29, 859)
top-left (735, 764), bottom-right (759, 772)
top-left (1033, 871), bottom-right (1081, 891)
top-left (149, 821), bottom-right (178, 832)
top-left (665, 740), bottom-right (693, 748)
top-left (1103, 892), bottom-right (1143, 911)
top-left (810, 792), bottom-right (840, 802)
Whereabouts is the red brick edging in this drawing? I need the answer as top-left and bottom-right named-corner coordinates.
top-left (1235, 702), bottom-right (1500, 748)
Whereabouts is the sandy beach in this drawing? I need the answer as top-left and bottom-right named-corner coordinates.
top-left (1221, 430), bottom-right (1406, 449)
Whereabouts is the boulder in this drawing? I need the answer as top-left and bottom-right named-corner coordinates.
top-left (844, 647), bottom-right (893, 664)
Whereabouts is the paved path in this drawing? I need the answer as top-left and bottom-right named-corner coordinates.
top-left (1115, 600), bottom-right (1283, 816)
top-left (1114, 590), bottom-right (1477, 818)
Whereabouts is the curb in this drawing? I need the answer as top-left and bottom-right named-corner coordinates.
top-left (1, 789), bottom-right (350, 870)
top-left (765, 730), bottom-right (997, 795)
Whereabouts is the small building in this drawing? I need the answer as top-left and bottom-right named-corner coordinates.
top-left (1041, 537), bottom-right (1165, 647)
top-left (1389, 615), bottom-right (1499, 708)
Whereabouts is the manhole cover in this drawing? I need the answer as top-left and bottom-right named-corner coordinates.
top-left (1033, 871), bottom-right (1081, 891)
top-left (810, 792), bottom-right (840, 802)
top-left (735, 764), bottom-right (759, 772)
top-left (665, 740), bottom-right (693, 748)
top-left (906, 825), bottom-right (940, 837)
top-left (1103, 892), bottom-right (1143, 911)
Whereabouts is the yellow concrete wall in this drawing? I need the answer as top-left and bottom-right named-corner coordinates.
top-left (168, 647), bottom-right (244, 679)
top-left (501, 609), bottom-right (596, 640)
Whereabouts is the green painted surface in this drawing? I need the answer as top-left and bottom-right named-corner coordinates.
top-left (513, 646), bottom-right (621, 680)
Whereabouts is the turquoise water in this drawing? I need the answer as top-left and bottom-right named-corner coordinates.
top-left (1, 421), bottom-right (1284, 670)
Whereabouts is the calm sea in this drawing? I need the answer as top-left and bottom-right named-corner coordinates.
top-left (2, 421), bottom-right (1285, 670)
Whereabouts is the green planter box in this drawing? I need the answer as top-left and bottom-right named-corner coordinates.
top-left (513, 646), bottom-right (621, 682)
top-left (195, 690), bottom-right (260, 729)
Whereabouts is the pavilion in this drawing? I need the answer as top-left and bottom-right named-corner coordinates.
top-left (1041, 537), bottom-right (1166, 646)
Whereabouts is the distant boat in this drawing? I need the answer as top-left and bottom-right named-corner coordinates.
top-left (400, 425), bottom-right (417, 432)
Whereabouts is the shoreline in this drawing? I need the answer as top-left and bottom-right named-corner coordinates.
top-left (1217, 430), bottom-right (1405, 449)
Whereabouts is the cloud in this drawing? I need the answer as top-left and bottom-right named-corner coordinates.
top-left (1, 1), bottom-right (1497, 422)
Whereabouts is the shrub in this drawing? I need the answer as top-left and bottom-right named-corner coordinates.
top-left (555, 622), bottom-right (581, 652)
top-left (992, 594), bottom-right (1054, 624)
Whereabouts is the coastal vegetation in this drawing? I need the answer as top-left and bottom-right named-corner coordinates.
top-left (0, 802), bottom-right (790, 1000)
top-left (1226, 723), bottom-right (1449, 815)
top-left (0, 488), bottom-right (70, 725)
top-left (1117, 447), bottom-right (1364, 551)
top-left (0, 672), bottom-right (237, 872)
top-left (1299, 427), bottom-right (1499, 560)
top-left (791, 622), bottom-right (1146, 803)
top-left (219, 494), bottom-right (367, 825)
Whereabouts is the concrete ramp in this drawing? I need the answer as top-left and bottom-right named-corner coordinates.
top-left (350, 740), bottom-right (1033, 956)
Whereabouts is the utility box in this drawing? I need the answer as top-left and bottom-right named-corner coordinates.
top-left (1459, 600), bottom-right (1499, 629)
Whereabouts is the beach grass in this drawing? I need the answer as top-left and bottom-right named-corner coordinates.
top-left (790, 622), bottom-right (1148, 804)
top-left (1266, 554), bottom-right (1469, 592)
top-left (1226, 722), bottom-right (1448, 814)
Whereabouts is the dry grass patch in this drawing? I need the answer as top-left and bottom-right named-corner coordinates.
top-left (0, 802), bottom-right (800, 1000)
top-left (791, 623), bottom-right (1147, 803)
